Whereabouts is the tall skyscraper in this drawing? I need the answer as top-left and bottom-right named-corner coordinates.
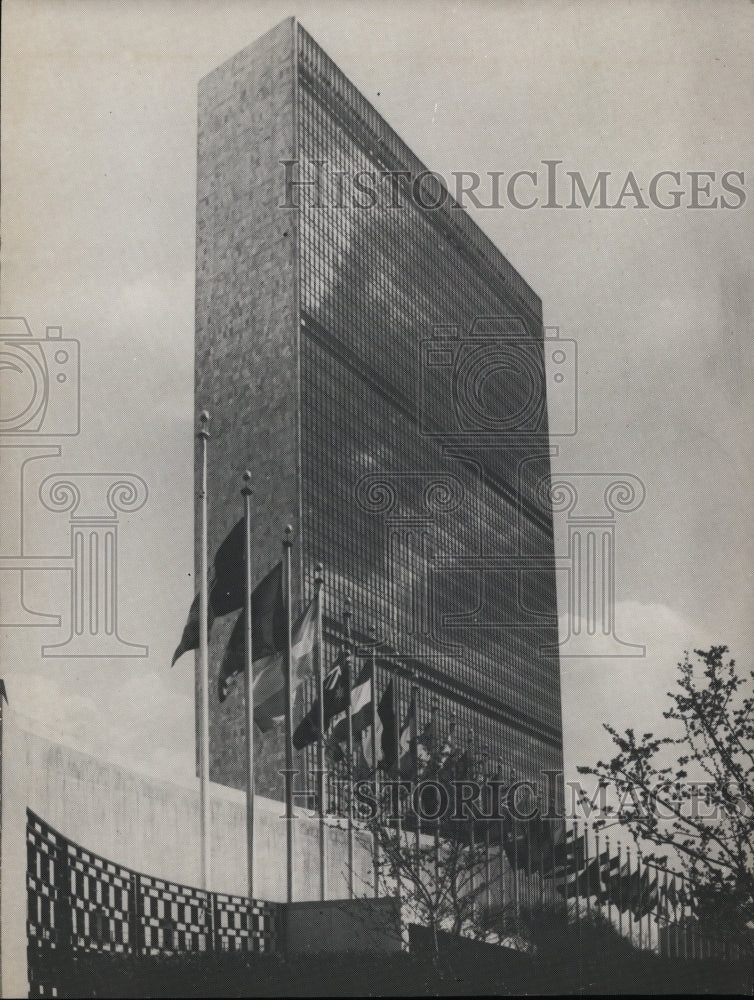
top-left (196, 18), bottom-right (564, 804)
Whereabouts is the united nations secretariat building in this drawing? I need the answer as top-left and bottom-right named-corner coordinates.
top-left (1, 18), bottom-right (569, 996)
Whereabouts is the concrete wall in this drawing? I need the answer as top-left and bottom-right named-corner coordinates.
top-left (0, 709), bottom-right (376, 997)
top-left (286, 898), bottom-right (403, 954)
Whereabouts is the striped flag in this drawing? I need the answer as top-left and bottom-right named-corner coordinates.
top-left (330, 665), bottom-right (372, 749)
top-left (253, 593), bottom-right (320, 731)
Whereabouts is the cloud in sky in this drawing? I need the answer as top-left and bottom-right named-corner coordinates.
top-left (559, 599), bottom-right (721, 785)
top-left (5, 664), bottom-right (195, 784)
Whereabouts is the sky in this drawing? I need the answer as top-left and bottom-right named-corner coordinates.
top-left (1, 0), bottom-right (752, 799)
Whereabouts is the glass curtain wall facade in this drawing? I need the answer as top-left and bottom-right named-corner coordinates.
top-left (294, 25), bottom-right (563, 802)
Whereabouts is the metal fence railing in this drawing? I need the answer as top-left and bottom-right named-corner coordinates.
top-left (26, 809), bottom-right (278, 997)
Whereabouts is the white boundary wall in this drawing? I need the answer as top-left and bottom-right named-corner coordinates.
top-left (0, 708), bottom-right (375, 997)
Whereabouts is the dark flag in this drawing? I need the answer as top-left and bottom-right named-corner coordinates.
top-left (502, 814), bottom-right (527, 870)
top-left (218, 561), bottom-right (285, 701)
top-left (560, 826), bottom-right (587, 872)
top-left (172, 591), bottom-right (212, 667)
top-left (396, 693), bottom-right (417, 778)
top-left (330, 665), bottom-right (372, 750)
top-left (210, 518), bottom-right (246, 614)
top-left (581, 849), bottom-right (619, 901)
top-left (172, 518), bottom-right (246, 665)
top-left (376, 678), bottom-right (397, 771)
top-left (520, 813), bottom-right (556, 874)
top-left (632, 868), bottom-right (660, 919)
top-left (666, 875), bottom-right (678, 910)
top-left (501, 810), bottom-right (549, 872)
top-left (609, 862), bottom-right (640, 914)
top-left (597, 850), bottom-right (621, 901)
top-left (293, 650), bottom-right (349, 750)
top-left (554, 827), bottom-right (588, 896)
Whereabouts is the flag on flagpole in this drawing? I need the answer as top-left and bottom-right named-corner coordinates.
top-left (580, 848), bottom-right (619, 901)
top-left (293, 650), bottom-right (349, 750)
top-left (172, 519), bottom-right (247, 665)
top-left (253, 593), bottom-right (320, 731)
top-left (172, 592), bottom-right (210, 667)
top-left (396, 692), bottom-right (416, 778)
top-left (597, 850), bottom-right (621, 901)
top-left (330, 665), bottom-right (372, 749)
top-left (218, 561), bottom-right (285, 701)
top-left (553, 826), bottom-right (588, 894)
top-left (211, 518), bottom-right (246, 613)
top-left (631, 867), bottom-right (660, 919)
top-left (359, 661), bottom-right (380, 770)
top-left (608, 861), bottom-right (640, 914)
top-left (376, 677), bottom-right (396, 772)
top-left (520, 813), bottom-right (556, 874)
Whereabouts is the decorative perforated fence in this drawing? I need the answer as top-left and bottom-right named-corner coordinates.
top-left (26, 810), bottom-right (278, 997)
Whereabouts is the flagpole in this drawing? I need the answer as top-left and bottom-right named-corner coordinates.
top-left (511, 768), bottom-right (519, 921)
top-left (283, 525), bottom-right (295, 904)
top-left (537, 787), bottom-right (545, 911)
top-left (496, 755), bottom-right (505, 924)
top-left (637, 846), bottom-right (643, 951)
top-left (197, 410), bottom-right (211, 891)
top-left (314, 564), bottom-right (326, 902)
top-left (574, 819), bottom-right (581, 930)
top-left (466, 729), bottom-right (476, 915)
top-left (605, 835), bottom-right (612, 931)
top-left (369, 626), bottom-right (380, 898)
top-left (657, 868), bottom-right (670, 956)
top-left (482, 747), bottom-right (491, 916)
top-left (626, 843), bottom-right (633, 948)
top-left (658, 865), bottom-right (665, 957)
top-left (617, 841), bottom-right (623, 941)
top-left (594, 828), bottom-right (602, 924)
top-left (432, 698), bottom-right (441, 908)
top-left (343, 595), bottom-right (355, 899)
top-left (668, 872), bottom-right (674, 958)
top-left (549, 793), bottom-right (557, 911)
top-left (393, 671), bottom-right (402, 901)
top-left (242, 471), bottom-right (255, 901)
top-left (584, 820), bottom-right (592, 923)
top-left (523, 770), bottom-right (531, 911)
top-left (573, 818), bottom-right (583, 996)
top-left (412, 676), bottom-right (421, 873)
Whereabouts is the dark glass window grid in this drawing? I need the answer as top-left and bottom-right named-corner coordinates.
top-left (299, 339), bottom-right (561, 724)
top-left (292, 25), bottom-right (564, 806)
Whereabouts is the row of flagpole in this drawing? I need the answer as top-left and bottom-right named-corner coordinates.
top-left (194, 412), bottom-right (297, 904)
top-left (188, 411), bottom-right (744, 963)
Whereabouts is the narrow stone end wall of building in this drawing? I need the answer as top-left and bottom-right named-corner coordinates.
top-left (195, 15), bottom-right (302, 792)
